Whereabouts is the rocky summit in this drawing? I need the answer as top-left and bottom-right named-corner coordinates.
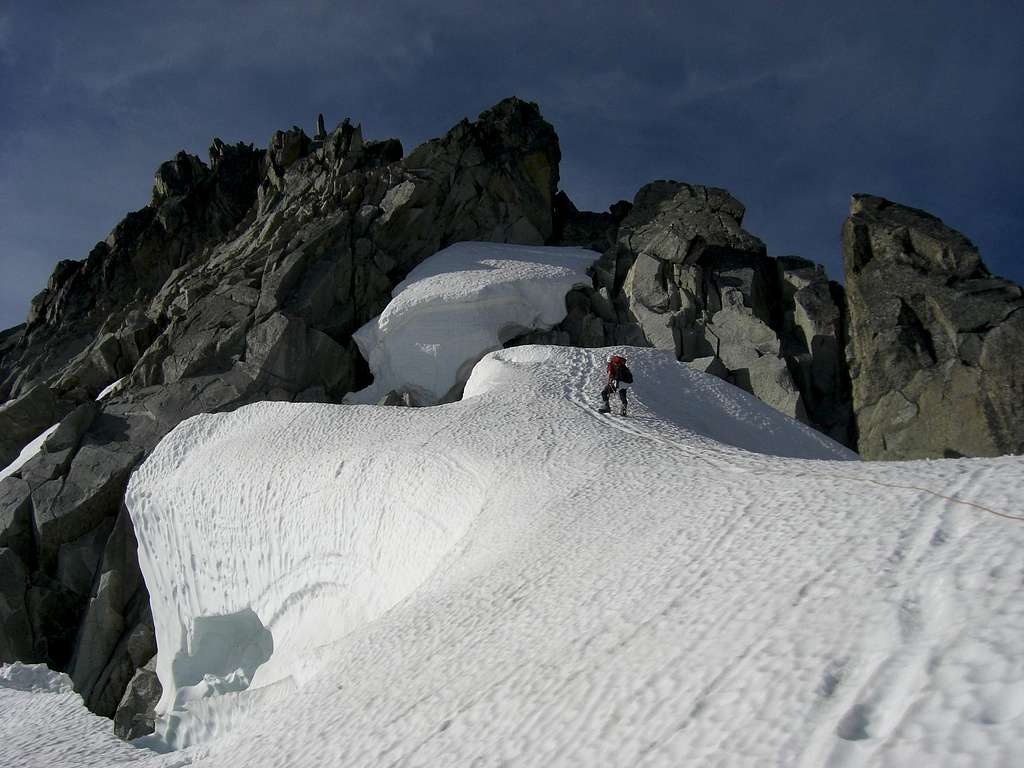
top-left (0, 97), bottom-right (1021, 735)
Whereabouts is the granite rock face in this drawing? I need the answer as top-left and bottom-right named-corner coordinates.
top-left (0, 384), bottom-right (73, 468)
top-left (0, 97), bottom-right (563, 719)
top-left (0, 141), bottom-right (264, 404)
top-left (540, 180), bottom-right (853, 434)
top-left (843, 194), bottom-right (1024, 459)
top-left (113, 656), bottom-right (162, 740)
top-left (0, 547), bottom-right (33, 662)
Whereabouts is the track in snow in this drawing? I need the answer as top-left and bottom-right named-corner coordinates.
top-left (7, 345), bottom-right (1024, 768)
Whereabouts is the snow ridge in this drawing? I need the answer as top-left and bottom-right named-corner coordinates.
top-left (6, 342), bottom-right (1024, 766)
top-left (110, 342), bottom-right (1024, 767)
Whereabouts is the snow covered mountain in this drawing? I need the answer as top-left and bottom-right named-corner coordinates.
top-left (2, 98), bottom-right (1023, 767)
top-left (7, 336), bottom-right (1024, 766)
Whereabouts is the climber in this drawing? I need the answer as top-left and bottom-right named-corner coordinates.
top-left (598, 354), bottom-right (633, 415)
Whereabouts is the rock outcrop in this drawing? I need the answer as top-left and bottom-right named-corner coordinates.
top-left (0, 97), bottom-right (563, 727)
top-left (843, 194), bottom-right (1024, 459)
top-left (113, 656), bottom-right (161, 740)
top-left (539, 181), bottom-right (853, 438)
top-left (0, 142), bottom-right (264, 404)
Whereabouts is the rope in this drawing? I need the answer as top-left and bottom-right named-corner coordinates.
top-left (584, 397), bottom-right (1024, 523)
top-left (815, 472), bottom-right (1024, 523)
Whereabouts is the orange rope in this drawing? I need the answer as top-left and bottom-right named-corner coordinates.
top-left (820, 473), bottom-right (1024, 523)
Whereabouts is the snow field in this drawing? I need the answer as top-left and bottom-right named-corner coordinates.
top-left (112, 345), bottom-right (1024, 767)
top-left (0, 664), bottom-right (150, 768)
top-left (346, 241), bottom-right (597, 405)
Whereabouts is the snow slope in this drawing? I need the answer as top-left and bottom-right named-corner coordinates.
top-left (346, 241), bottom-right (596, 404)
top-left (78, 344), bottom-right (1024, 767)
top-left (0, 663), bottom-right (151, 768)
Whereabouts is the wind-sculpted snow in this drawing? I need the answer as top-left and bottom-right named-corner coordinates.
top-left (125, 400), bottom-right (491, 748)
top-left (19, 344), bottom-right (1019, 767)
top-left (347, 241), bottom-right (597, 404)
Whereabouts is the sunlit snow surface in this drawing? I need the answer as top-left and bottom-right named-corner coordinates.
top-left (0, 664), bottom-right (149, 767)
top-left (346, 241), bottom-right (597, 404)
top-left (10, 346), bottom-right (1024, 767)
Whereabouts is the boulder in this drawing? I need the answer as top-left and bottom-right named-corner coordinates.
top-left (703, 256), bottom-right (777, 324)
top-left (687, 355), bottom-right (730, 381)
top-left (267, 127), bottom-right (313, 173)
top-left (242, 313), bottom-right (355, 398)
top-left (19, 446), bottom-right (76, 492)
top-left (732, 355), bottom-right (808, 423)
top-left (617, 181), bottom-right (766, 265)
top-left (42, 402), bottom-right (98, 454)
top-left (704, 308), bottom-right (780, 370)
top-left (113, 656), bottom-right (161, 741)
top-left (843, 194), bottom-right (1024, 459)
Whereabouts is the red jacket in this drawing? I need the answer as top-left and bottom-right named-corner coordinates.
top-left (607, 356), bottom-right (627, 382)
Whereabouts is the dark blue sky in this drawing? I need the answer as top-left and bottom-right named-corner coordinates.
top-left (2, 1), bottom-right (1022, 330)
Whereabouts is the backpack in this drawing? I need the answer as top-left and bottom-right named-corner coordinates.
top-left (609, 355), bottom-right (633, 384)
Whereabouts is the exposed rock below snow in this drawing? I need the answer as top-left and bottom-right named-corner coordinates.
top-left (348, 242), bottom-right (596, 405)
top-left (732, 354), bottom-right (806, 422)
top-left (0, 96), bottom-right (568, 712)
top-left (69, 508), bottom-right (154, 717)
top-left (113, 656), bottom-right (161, 740)
top-left (843, 194), bottom-right (1024, 459)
